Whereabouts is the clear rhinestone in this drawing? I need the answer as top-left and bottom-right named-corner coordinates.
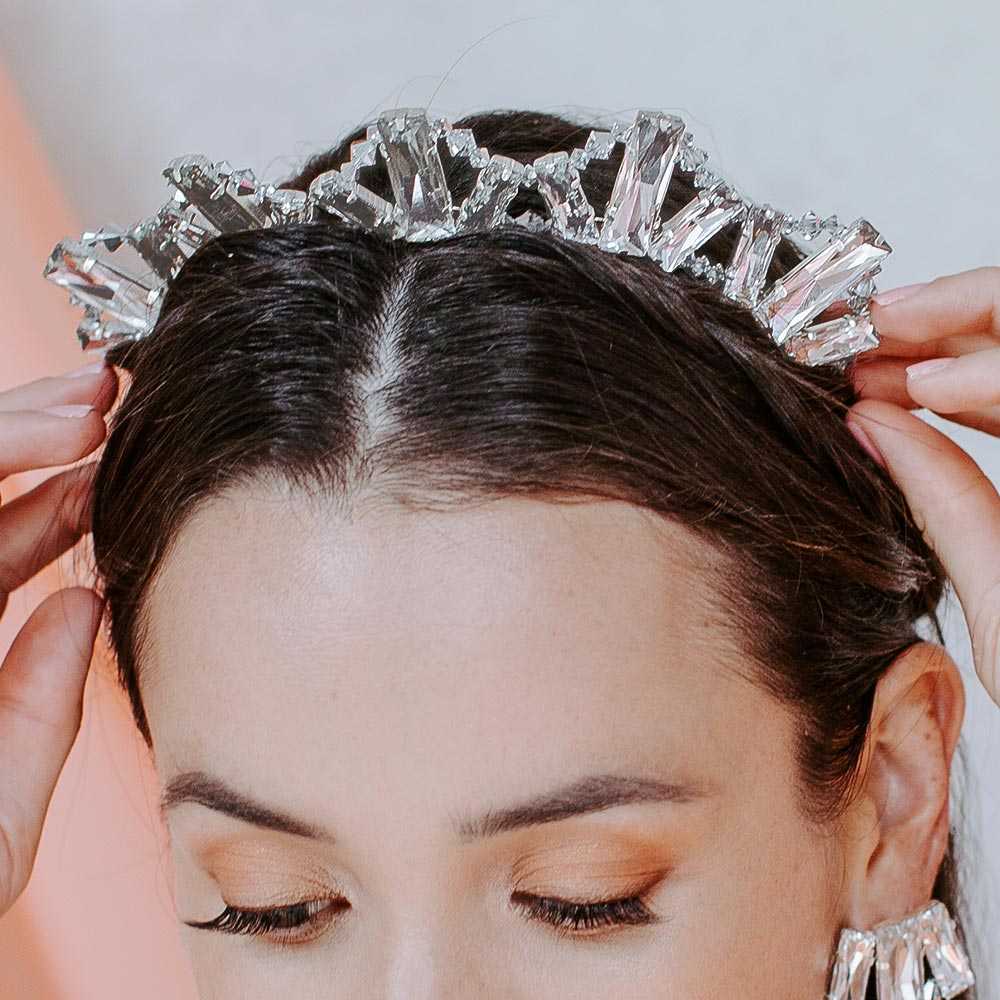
top-left (457, 155), bottom-right (529, 232)
top-left (598, 110), bottom-right (685, 255)
top-left (797, 210), bottom-right (822, 239)
top-left (784, 313), bottom-right (880, 366)
top-left (919, 902), bottom-right (975, 998)
top-left (532, 152), bottom-right (599, 243)
top-left (875, 920), bottom-right (925, 1000)
top-left (724, 205), bottom-right (787, 307)
top-left (376, 108), bottom-right (456, 241)
top-left (43, 235), bottom-right (163, 339)
top-left (163, 155), bottom-right (271, 233)
top-left (653, 188), bottom-right (744, 272)
top-left (693, 165), bottom-right (718, 189)
top-left (609, 118), bottom-right (631, 142)
top-left (266, 188), bottom-right (309, 225)
top-left (754, 219), bottom-right (892, 346)
top-left (308, 167), bottom-right (402, 237)
top-left (827, 928), bottom-right (876, 1000)
top-left (680, 142), bottom-right (709, 172)
top-left (587, 129), bottom-right (616, 156)
top-left (443, 126), bottom-right (490, 167)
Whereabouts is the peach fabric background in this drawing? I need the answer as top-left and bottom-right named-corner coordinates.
top-left (0, 65), bottom-right (197, 998)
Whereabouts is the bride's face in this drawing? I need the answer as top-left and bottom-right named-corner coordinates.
top-left (141, 480), bottom-right (844, 998)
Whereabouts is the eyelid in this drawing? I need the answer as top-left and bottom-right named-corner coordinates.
top-left (515, 881), bottom-right (656, 906)
top-left (195, 840), bottom-right (349, 909)
top-left (510, 855), bottom-right (673, 901)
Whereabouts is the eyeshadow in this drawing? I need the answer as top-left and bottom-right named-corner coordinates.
top-left (198, 834), bottom-right (339, 903)
top-left (510, 831), bottom-right (674, 897)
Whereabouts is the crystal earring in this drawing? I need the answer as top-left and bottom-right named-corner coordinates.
top-left (827, 900), bottom-right (975, 999)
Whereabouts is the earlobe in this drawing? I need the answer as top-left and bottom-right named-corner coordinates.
top-left (839, 640), bottom-right (966, 929)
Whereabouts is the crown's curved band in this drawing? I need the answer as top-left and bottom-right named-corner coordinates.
top-left (42, 107), bottom-right (891, 368)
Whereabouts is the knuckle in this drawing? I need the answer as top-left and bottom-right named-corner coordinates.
top-left (0, 806), bottom-right (33, 908)
top-left (60, 468), bottom-right (94, 528)
top-left (0, 687), bottom-right (69, 735)
top-left (952, 410), bottom-right (997, 436)
top-left (0, 552), bottom-right (23, 598)
top-left (969, 573), bottom-right (1000, 697)
top-left (0, 824), bottom-right (18, 906)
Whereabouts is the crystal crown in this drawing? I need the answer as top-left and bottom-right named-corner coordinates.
top-left (42, 106), bottom-right (892, 367)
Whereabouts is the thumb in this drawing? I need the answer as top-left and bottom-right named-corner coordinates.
top-left (847, 398), bottom-right (1000, 707)
top-left (0, 586), bottom-right (103, 912)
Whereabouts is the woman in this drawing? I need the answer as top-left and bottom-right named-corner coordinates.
top-left (0, 109), bottom-right (997, 997)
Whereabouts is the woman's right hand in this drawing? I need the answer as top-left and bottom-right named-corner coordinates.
top-left (0, 357), bottom-right (118, 917)
top-left (849, 266), bottom-right (1000, 710)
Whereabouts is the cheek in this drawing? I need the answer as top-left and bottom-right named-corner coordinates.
top-left (641, 794), bottom-right (841, 999)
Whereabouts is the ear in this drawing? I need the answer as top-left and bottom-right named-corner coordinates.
top-left (838, 640), bottom-right (966, 928)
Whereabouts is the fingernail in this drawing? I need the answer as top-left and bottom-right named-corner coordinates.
top-left (43, 404), bottom-right (95, 419)
top-left (872, 281), bottom-right (929, 307)
top-left (846, 416), bottom-right (887, 469)
top-left (906, 357), bottom-right (955, 380)
top-left (63, 360), bottom-right (108, 378)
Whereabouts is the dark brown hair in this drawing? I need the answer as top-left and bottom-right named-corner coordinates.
top-left (89, 109), bottom-right (977, 989)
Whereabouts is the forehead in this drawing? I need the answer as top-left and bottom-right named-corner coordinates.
top-left (141, 481), bottom-right (777, 818)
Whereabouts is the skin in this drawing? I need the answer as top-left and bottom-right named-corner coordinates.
top-left (144, 487), bottom-right (842, 997)
top-left (0, 265), bottom-right (995, 996)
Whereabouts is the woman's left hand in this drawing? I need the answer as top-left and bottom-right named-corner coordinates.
top-left (846, 265), bottom-right (1000, 709)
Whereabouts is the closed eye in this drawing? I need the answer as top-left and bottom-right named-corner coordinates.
top-left (511, 890), bottom-right (659, 936)
top-left (184, 897), bottom-right (345, 945)
top-left (184, 890), bottom-right (658, 947)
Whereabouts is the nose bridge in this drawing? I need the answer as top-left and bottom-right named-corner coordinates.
top-left (347, 841), bottom-right (491, 1000)
top-left (340, 785), bottom-right (518, 999)
top-left (380, 921), bottom-right (482, 1000)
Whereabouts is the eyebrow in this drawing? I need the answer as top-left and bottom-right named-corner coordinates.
top-left (160, 770), bottom-right (708, 843)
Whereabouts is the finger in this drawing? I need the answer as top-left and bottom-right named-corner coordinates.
top-left (0, 408), bottom-right (106, 481)
top-left (0, 462), bottom-right (96, 600)
top-left (847, 399), bottom-right (1000, 706)
top-left (904, 345), bottom-right (1000, 413)
top-left (853, 357), bottom-right (1000, 435)
top-left (0, 361), bottom-right (117, 415)
top-left (0, 587), bottom-right (103, 908)
top-left (870, 266), bottom-right (1000, 342)
top-left (931, 406), bottom-right (1000, 438)
top-left (857, 330), bottom-right (995, 361)
top-left (852, 358), bottom-right (923, 409)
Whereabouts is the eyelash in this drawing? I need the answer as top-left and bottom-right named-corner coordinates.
top-left (184, 898), bottom-right (342, 945)
top-left (184, 891), bottom-right (657, 945)
top-left (510, 890), bottom-right (658, 936)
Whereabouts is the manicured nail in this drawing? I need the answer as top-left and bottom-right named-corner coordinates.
top-left (846, 416), bottom-right (887, 469)
top-left (872, 281), bottom-right (928, 307)
top-left (63, 360), bottom-right (107, 378)
top-left (42, 404), bottom-right (94, 419)
top-left (906, 357), bottom-right (955, 380)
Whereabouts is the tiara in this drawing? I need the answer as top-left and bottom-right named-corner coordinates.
top-left (42, 106), bottom-right (891, 368)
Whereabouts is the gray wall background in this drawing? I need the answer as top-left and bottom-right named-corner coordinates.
top-left (3, 0), bottom-right (997, 988)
